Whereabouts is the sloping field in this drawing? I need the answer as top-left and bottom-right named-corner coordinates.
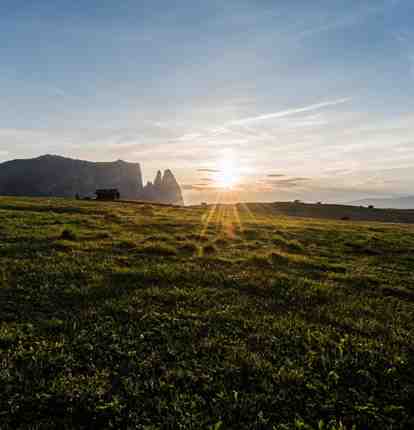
top-left (0, 197), bottom-right (413, 429)
top-left (238, 202), bottom-right (414, 224)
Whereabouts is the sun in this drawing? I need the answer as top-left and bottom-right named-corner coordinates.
top-left (214, 156), bottom-right (240, 190)
top-left (216, 169), bottom-right (239, 189)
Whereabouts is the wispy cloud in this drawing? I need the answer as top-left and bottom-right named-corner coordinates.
top-left (49, 87), bottom-right (67, 98)
top-left (266, 177), bottom-right (311, 189)
top-left (296, 1), bottom-right (400, 42)
top-left (172, 133), bottom-right (203, 142)
top-left (182, 184), bottom-right (199, 191)
top-left (182, 184), bottom-right (221, 192)
top-left (166, 97), bottom-right (352, 159)
top-left (197, 168), bottom-right (221, 173)
top-left (229, 98), bottom-right (351, 126)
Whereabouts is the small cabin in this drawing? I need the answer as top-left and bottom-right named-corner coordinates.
top-left (95, 189), bottom-right (120, 201)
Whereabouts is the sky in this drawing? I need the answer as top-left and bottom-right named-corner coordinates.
top-left (0, 0), bottom-right (413, 204)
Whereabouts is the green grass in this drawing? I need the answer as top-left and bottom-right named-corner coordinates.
top-left (0, 197), bottom-right (413, 429)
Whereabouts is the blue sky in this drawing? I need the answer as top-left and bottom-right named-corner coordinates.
top-left (0, 0), bottom-right (413, 203)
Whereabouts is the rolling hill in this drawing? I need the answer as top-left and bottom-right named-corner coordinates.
top-left (350, 196), bottom-right (414, 209)
top-left (193, 201), bottom-right (414, 224)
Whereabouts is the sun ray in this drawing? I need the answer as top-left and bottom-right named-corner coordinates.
top-left (240, 201), bottom-right (257, 224)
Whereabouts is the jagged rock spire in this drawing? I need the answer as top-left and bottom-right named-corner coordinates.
top-left (161, 169), bottom-right (184, 206)
top-left (141, 169), bottom-right (184, 205)
top-left (154, 170), bottom-right (162, 188)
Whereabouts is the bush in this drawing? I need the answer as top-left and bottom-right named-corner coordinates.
top-left (202, 244), bottom-right (217, 255)
top-left (60, 228), bottom-right (77, 241)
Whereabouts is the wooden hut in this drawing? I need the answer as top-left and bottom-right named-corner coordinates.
top-left (95, 189), bottom-right (120, 201)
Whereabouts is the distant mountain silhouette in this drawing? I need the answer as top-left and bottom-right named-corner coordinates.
top-left (142, 169), bottom-right (184, 206)
top-left (0, 155), bottom-right (184, 205)
top-left (350, 196), bottom-right (414, 209)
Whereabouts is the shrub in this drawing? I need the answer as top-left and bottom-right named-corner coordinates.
top-left (60, 228), bottom-right (77, 241)
top-left (202, 244), bottom-right (217, 255)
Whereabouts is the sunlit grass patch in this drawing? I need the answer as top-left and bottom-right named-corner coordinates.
top-left (269, 250), bottom-right (291, 265)
top-left (248, 253), bottom-right (273, 267)
top-left (54, 239), bottom-right (84, 253)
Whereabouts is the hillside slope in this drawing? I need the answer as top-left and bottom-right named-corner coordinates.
top-left (0, 197), bottom-right (413, 429)
top-left (350, 196), bottom-right (414, 209)
top-left (239, 201), bottom-right (414, 223)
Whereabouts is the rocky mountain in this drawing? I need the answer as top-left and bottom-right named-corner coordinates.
top-left (0, 155), bottom-right (184, 205)
top-left (141, 169), bottom-right (184, 206)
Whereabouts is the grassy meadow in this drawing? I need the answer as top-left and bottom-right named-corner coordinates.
top-left (0, 197), bottom-right (413, 429)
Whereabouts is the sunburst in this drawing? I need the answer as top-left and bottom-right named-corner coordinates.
top-left (213, 156), bottom-right (241, 190)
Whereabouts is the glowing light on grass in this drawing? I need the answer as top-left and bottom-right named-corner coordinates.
top-left (198, 152), bottom-right (249, 239)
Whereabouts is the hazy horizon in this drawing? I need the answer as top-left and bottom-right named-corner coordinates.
top-left (1, 1), bottom-right (414, 204)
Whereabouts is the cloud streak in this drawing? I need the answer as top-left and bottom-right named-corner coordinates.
top-left (229, 98), bottom-right (352, 126)
top-left (197, 168), bottom-right (221, 173)
top-left (266, 177), bottom-right (311, 189)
